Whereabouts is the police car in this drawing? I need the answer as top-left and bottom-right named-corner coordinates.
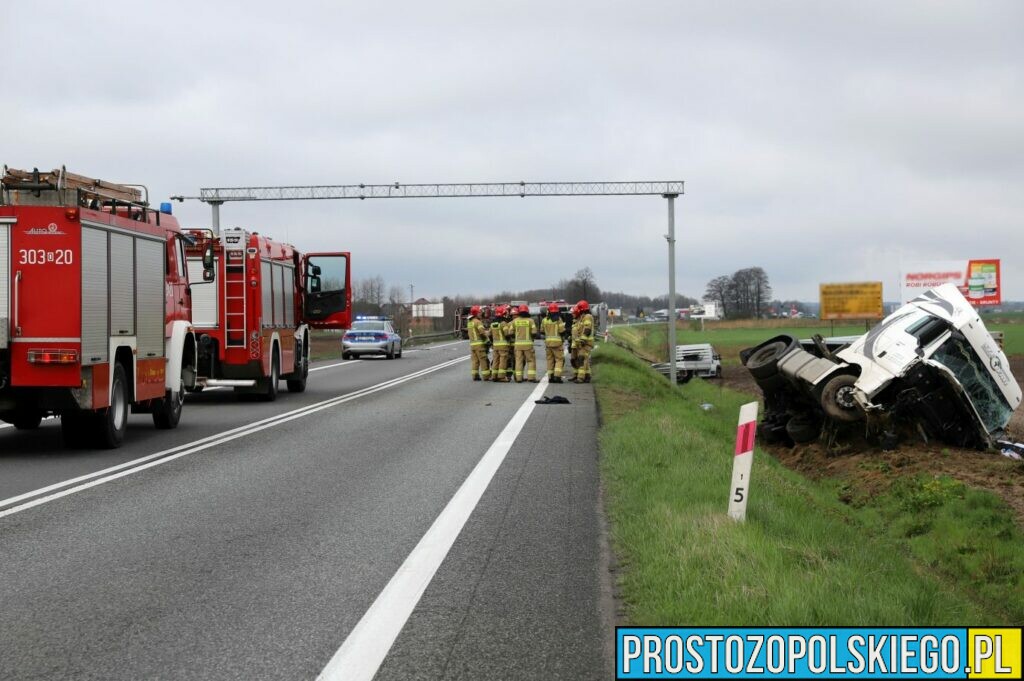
top-left (342, 317), bottom-right (403, 359)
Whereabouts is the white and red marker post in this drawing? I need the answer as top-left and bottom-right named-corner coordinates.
top-left (728, 402), bottom-right (759, 521)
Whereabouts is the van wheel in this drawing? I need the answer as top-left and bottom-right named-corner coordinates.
top-left (259, 353), bottom-right (280, 402)
top-left (96, 363), bottom-right (129, 449)
top-left (153, 378), bottom-right (184, 429)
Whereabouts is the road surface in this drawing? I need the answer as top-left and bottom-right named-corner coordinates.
top-left (0, 340), bottom-right (612, 680)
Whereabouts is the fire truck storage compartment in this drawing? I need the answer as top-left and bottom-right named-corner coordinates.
top-left (80, 225), bottom-right (166, 362)
top-left (261, 260), bottom-right (295, 327)
top-left (1, 221), bottom-right (10, 350)
top-left (135, 238), bottom-right (165, 359)
top-left (81, 227), bottom-right (110, 363)
top-left (187, 257), bottom-right (219, 327)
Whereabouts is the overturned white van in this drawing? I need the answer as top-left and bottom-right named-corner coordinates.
top-left (741, 284), bottom-right (1021, 449)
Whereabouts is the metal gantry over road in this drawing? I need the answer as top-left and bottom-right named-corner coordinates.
top-left (172, 179), bottom-right (686, 382)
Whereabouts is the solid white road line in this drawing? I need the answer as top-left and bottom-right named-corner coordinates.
top-left (0, 356), bottom-right (467, 519)
top-left (309, 359), bottom-right (361, 372)
top-left (403, 339), bottom-right (467, 353)
top-left (317, 377), bottom-right (550, 681)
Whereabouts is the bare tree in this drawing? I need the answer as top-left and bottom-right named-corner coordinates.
top-left (704, 275), bottom-right (732, 319)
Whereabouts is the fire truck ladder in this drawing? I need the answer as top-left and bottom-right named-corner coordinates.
top-left (223, 255), bottom-right (247, 347)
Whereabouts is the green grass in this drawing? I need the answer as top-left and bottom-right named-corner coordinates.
top-left (593, 343), bottom-right (1024, 624)
top-left (853, 475), bottom-right (1024, 620)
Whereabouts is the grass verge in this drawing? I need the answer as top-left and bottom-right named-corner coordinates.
top-left (593, 343), bottom-right (1024, 624)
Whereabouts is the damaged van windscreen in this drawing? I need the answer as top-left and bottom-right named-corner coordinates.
top-left (930, 335), bottom-right (1015, 434)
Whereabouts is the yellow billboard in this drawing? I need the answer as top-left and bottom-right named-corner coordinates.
top-left (819, 282), bottom-right (884, 321)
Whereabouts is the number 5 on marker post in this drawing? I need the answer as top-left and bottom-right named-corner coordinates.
top-left (728, 402), bottom-right (758, 521)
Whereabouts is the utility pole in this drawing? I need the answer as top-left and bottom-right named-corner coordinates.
top-left (664, 193), bottom-right (679, 385)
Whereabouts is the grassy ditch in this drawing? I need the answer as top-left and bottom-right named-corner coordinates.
top-left (594, 343), bottom-right (1024, 625)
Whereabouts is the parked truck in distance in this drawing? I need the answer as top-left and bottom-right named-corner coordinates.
top-left (1, 167), bottom-right (209, 447)
top-left (184, 227), bottom-right (351, 400)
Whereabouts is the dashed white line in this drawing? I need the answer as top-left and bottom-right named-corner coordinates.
top-left (0, 356), bottom-right (468, 519)
top-left (317, 376), bottom-right (550, 681)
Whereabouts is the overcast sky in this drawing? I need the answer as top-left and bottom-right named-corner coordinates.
top-left (4, 0), bottom-right (1021, 302)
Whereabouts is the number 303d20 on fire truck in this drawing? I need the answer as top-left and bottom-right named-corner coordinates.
top-left (183, 227), bottom-right (350, 400)
top-left (0, 167), bottom-right (212, 448)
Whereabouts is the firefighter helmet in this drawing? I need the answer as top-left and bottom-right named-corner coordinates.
top-left (547, 303), bottom-right (560, 314)
top-left (518, 304), bottom-right (529, 314)
top-left (470, 305), bottom-right (481, 316)
top-left (576, 300), bottom-right (590, 312)
top-left (495, 305), bottom-right (506, 316)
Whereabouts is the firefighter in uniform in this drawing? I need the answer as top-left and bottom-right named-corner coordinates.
top-left (467, 305), bottom-right (491, 381)
top-left (503, 305), bottom-right (516, 382)
top-left (541, 303), bottom-right (567, 383)
top-left (568, 303), bottom-right (580, 373)
top-left (512, 304), bottom-right (538, 383)
top-left (573, 300), bottom-right (595, 383)
top-left (489, 305), bottom-right (510, 382)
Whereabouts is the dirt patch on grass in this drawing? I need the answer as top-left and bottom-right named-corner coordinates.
top-left (722, 355), bottom-right (1024, 525)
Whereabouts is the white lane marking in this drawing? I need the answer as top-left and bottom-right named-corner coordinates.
top-left (317, 377), bottom-right (550, 681)
top-left (310, 360), bottom-right (361, 372)
top-left (0, 357), bottom-right (468, 518)
top-left (403, 340), bottom-right (467, 353)
top-left (1, 361), bottom-right (364, 424)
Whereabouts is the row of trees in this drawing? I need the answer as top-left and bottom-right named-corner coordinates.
top-left (703, 267), bottom-right (773, 319)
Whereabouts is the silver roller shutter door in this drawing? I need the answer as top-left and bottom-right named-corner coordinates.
top-left (81, 227), bottom-right (109, 363)
top-left (136, 238), bottom-right (165, 359)
top-left (0, 223), bottom-right (9, 349)
top-left (109, 233), bottom-right (135, 336)
top-left (261, 261), bottom-right (274, 327)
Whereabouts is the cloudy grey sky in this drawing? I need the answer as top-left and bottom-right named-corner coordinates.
top-left (4, 0), bottom-right (1022, 302)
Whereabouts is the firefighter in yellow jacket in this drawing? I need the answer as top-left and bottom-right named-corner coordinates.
top-left (573, 300), bottom-right (595, 383)
top-left (488, 305), bottom-right (510, 382)
top-left (541, 303), bottom-right (567, 383)
top-left (467, 305), bottom-right (491, 381)
top-left (512, 304), bottom-right (538, 383)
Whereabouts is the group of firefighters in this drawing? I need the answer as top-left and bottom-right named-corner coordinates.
top-left (465, 301), bottom-right (596, 384)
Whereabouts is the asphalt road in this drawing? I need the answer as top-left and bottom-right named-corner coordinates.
top-left (0, 339), bottom-right (612, 680)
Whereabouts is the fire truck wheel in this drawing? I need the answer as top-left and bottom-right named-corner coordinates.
top-left (153, 381), bottom-right (184, 430)
top-left (96, 363), bottom-right (129, 448)
top-left (259, 353), bottom-right (280, 402)
top-left (287, 346), bottom-right (309, 393)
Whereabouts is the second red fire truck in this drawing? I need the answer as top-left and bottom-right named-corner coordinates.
top-left (184, 227), bottom-right (351, 400)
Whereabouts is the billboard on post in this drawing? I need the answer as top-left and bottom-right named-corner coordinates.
top-left (819, 282), bottom-right (884, 321)
top-left (901, 259), bottom-right (1001, 306)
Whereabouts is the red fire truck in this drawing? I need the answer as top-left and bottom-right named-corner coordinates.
top-left (184, 227), bottom-right (350, 400)
top-left (0, 167), bottom-right (208, 447)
